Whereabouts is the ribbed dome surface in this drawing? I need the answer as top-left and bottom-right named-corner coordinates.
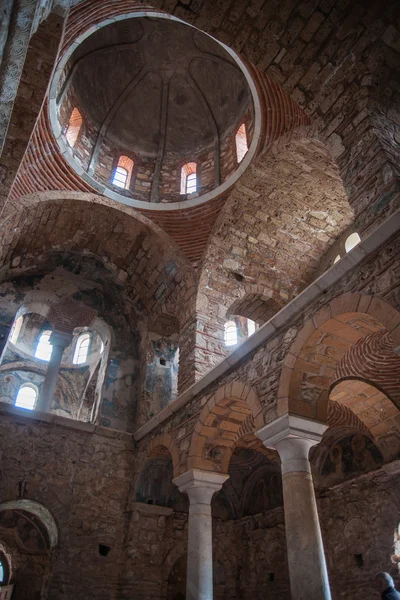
top-left (54, 14), bottom-right (254, 205)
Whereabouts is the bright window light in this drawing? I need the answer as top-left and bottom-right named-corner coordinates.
top-left (248, 319), bottom-right (256, 336)
top-left (186, 172), bottom-right (197, 194)
top-left (112, 166), bottom-right (128, 189)
top-left (334, 255), bottom-right (341, 264)
top-left (345, 232), bottom-right (361, 253)
top-left (15, 384), bottom-right (38, 410)
top-left (180, 163), bottom-right (197, 195)
top-left (224, 321), bottom-right (238, 347)
top-left (235, 123), bottom-right (248, 163)
top-left (35, 330), bottom-right (52, 362)
top-left (73, 333), bottom-right (90, 365)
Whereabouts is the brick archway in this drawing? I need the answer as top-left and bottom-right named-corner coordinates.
top-left (188, 381), bottom-right (263, 473)
top-left (278, 294), bottom-right (400, 423)
top-left (146, 433), bottom-right (181, 478)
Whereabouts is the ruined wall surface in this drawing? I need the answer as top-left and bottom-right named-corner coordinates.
top-left (319, 464), bottom-right (400, 598)
top-left (1, 408), bottom-right (397, 600)
top-left (0, 413), bottom-right (134, 600)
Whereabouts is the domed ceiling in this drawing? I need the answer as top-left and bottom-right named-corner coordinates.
top-left (50, 13), bottom-right (258, 208)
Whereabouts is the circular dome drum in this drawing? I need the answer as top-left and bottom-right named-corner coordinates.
top-left (49, 11), bottom-right (261, 210)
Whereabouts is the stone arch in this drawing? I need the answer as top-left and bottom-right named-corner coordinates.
top-left (188, 381), bottom-right (264, 473)
top-left (278, 294), bottom-right (400, 422)
top-left (226, 287), bottom-right (285, 325)
top-left (0, 500), bottom-right (58, 548)
top-left (330, 379), bottom-right (400, 441)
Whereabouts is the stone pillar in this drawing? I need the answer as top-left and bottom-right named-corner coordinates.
top-left (38, 330), bottom-right (72, 413)
top-left (257, 415), bottom-right (331, 600)
top-left (173, 469), bottom-right (229, 600)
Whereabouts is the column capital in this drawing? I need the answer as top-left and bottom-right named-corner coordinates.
top-left (172, 469), bottom-right (229, 505)
top-left (256, 414), bottom-right (328, 474)
top-left (256, 414), bottom-right (328, 447)
top-left (49, 330), bottom-right (73, 349)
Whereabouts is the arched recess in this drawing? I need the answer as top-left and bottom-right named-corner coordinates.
top-left (226, 288), bottom-right (285, 326)
top-left (0, 191), bottom-right (196, 325)
top-left (135, 434), bottom-right (187, 511)
top-left (188, 381), bottom-right (264, 473)
top-left (278, 294), bottom-right (400, 423)
top-left (190, 127), bottom-right (354, 383)
top-left (330, 379), bottom-right (400, 441)
top-left (0, 500), bottom-right (58, 548)
top-left (146, 434), bottom-right (181, 478)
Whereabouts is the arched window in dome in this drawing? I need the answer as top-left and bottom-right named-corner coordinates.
top-left (224, 321), bottom-right (237, 347)
top-left (180, 162), bottom-right (197, 195)
top-left (73, 333), bottom-right (90, 365)
top-left (112, 155), bottom-right (134, 189)
top-left (35, 330), bottom-right (52, 362)
top-left (345, 232), bottom-right (361, 253)
top-left (65, 107), bottom-right (83, 147)
top-left (235, 123), bottom-right (248, 163)
top-left (333, 254), bottom-right (341, 265)
top-left (15, 383), bottom-right (38, 410)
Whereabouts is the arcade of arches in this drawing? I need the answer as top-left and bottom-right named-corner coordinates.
top-left (0, 1), bottom-right (399, 599)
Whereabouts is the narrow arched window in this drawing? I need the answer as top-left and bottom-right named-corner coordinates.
top-left (15, 384), bottom-right (38, 410)
top-left (345, 232), bottom-right (361, 253)
top-left (224, 321), bottom-right (237, 347)
top-left (112, 155), bottom-right (134, 189)
top-left (235, 123), bottom-right (248, 163)
top-left (10, 315), bottom-right (23, 344)
top-left (65, 107), bottom-right (83, 147)
top-left (35, 330), bottom-right (52, 362)
top-left (180, 162), bottom-right (197, 195)
top-left (333, 255), bottom-right (341, 264)
top-left (73, 333), bottom-right (90, 365)
top-left (0, 557), bottom-right (4, 583)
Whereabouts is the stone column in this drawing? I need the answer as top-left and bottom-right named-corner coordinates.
top-left (38, 330), bottom-right (72, 413)
top-left (257, 415), bottom-right (331, 600)
top-left (173, 469), bottom-right (229, 600)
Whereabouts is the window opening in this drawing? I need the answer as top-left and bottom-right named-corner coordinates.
top-left (35, 330), bottom-right (52, 362)
top-left (180, 163), bottom-right (197, 195)
top-left (392, 523), bottom-right (400, 571)
top-left (112, 156), bottom-right (134, 189)
top-left (236, 123), bottom-right (248, 163)
top-left (224, 321), bottom-right (238, 347)
top-left (0, 559), bottom-right (3, 583)
top-left (10, 315), bottom-right (23, 344)
top-left (15, 384), bottom-right (38, 410)
top-left (345, 232), bottom-right (361, 253)
top-left (112, 166), bottom-right (128, 189)
top-left (73, 333), bottom-right (90, 365)
top-left (333, 255), bottom-right (341, 264)
top-left (65, 107), bottom-right (82, 147)
top-left (247, 319), bottom-right (256, 336)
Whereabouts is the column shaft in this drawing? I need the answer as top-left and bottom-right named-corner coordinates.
top-left (257, 415), bottom-right (331, 600)
top-left (187, 503), bottom-right (213, 600)
top-left (38, 331), bottom-right (72, 413)
top-left (173, 469), bottom-right (229, 600)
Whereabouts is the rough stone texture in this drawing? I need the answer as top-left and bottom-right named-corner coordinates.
top-left (0, 0), bottom-right (399, 598)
